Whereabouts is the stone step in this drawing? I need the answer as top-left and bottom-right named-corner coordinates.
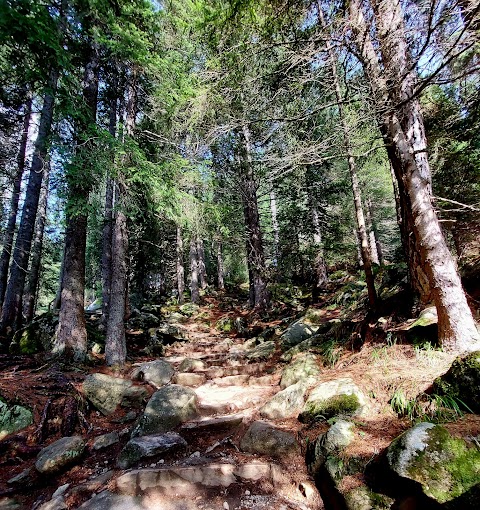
top-left (116, 461), bottom-right (285, 495)
top-left (195, 384), bottom-right (275, 415)
top-left (211, 374), bottom-right (251, 387)
top-left (201, 362), bottom-right (269, 379)
top-left (180, 413), bottom-right (244, 432)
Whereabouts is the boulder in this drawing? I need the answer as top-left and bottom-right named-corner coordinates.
top-left (35, 436), bottom-right (85, 474)
top-left (299, 378), bottom-right (366, 423)
top-left (246, 340), bottom-right (276, 360)
top-left (178, 358), bottom-right (205, 372)
top-left (82, 373), bottom-right (148, 415)
top-left (240, 421), bottom-right (299, 457)
top-left (132, 385), bottom-right (198, 437)
top-left (434, 350), bottom-right (480, 412)
top-left (280, 353), bottom-right (321, 389)
top-left (78, 491), bottom-right (144, 510)
top-left (344, 486), bottom-right (394, 510)
top-left (387, 422), bottom-right (480, 504)
top-left (117, 432), bottom-right (187, 469)
top-left (259, 381), bottom-right (309, 420)
top-left (306, 419), bottom-right (355, 474)
top-left (0, 398), bottom-right (33, 440)
top-left (216, 316), bottom-right (235, 333)
top-left (280, 308), bottom-right (328, 351)
top-left (9, 312), bottom-right (57, 354)
top-left (173, 372), bottom-right (206, 387)
top-left (131, 359), bottom-right (174, 388)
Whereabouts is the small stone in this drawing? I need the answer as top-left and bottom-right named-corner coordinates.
top-left (245, 490), bottom-right (251, 496)
top-left (223, 502), bottom-right (229, 510)
top-left (35, 436), bottom-right (86, 474)
top-left (92, 431), bottom-right (119, 450)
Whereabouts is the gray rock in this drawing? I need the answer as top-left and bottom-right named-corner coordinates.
top-left (133, 384), bottom-right (198, 437)
top-left (83, 373), bottom-right (148, 415)
top-left (92, 431), bottom-right (119, 450)
top-left (344, 486), bottom-right (394, 510)
top-left (0, 399), bottom-right (33, 440)
top-left (307, 419), bottom-right (355, 474)
top-left (299, 378), bottom-right (366, 422)
top-left (246, 341), bottom-right (275, 360)
top-left (117, 432), bottom-right (187, 469)
top-left (387, 422), bottom-right (480, 503)
top-left (434, 350), bottom-right (480, 412)
top-left (173, 372), bottom-right (206, 387)
top-left (178, 358), bottom-right (205, 372)
top-left (240, 421), bottom-right (299, 457)
top-left (280, 353), bottom-right (321, 389)
top-left (178, 303), bottom-right (200, 316)
top-left (78, 491), bottom-right (144, 510)
top-left (259, 381), bottom-right (309, 419)
top-left (7, 467), bottom-right (34, 485)
top-left (0, 497), bottom-right (22, 509)
top-left (131, 359), bottom-right (174, 388)
top-left (35, 436), bottom-right (85, 474)
top-left (279, 308), bottom-right (327, 351)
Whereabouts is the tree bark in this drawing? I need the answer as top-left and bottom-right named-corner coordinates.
top-left (176, 226), bottom-right (185, 304)
top-left (350, 0), bottom-right (480, 352)
top-left (55, 39), bottom-right (99, 361)
top-left (216, 240), bottom-right (225, 290)
top-left (190, 236), bottom-right (200, 304)
top-left (366, 199), bottom-right (383, 266)
top-left (0, 69), bottom-right (59, 335)
top-left (318, 4), bottom-right (377, 308)
top-left (23, 162), bottom-right (50, 323)
top-left (105, 182), bottom-right (128, 366)
top-left (100, 96), bottom-right (117, 329)
top-left (240, 125), bottom-right (269, 309)
top-left (0, 96), bottom-right (32, 309)
top-left (197, 237), bottom-right (208, 289)
top-left (105, 68), bottom-right (136, 366)
top-left (269, 182), bottom-right (280, 268)
top-left (311, 204), bottom-right (328, 291)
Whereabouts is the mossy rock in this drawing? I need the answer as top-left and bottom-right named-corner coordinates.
top-left (300, 393), bottom-right (360, 422)
top-left (387, 422), bottom-right (480, 504)
top-left (0, 398), bottom-right (33, 440)
top-left (299, 378), bottom-right (366, 423)
top-left (433, 351), bottom-right (480, 412)
top-left (280, 353), bottom-right (321, 389)
top-left (344, 486), bottom-right (394, 510)
top-left (10, 312), bottom-right (57, 354)
top-left (215, 316), bottom-right (234, 333)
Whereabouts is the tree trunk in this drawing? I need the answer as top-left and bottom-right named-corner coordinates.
top-left (23, 162), bottom-right (50, 323)
top-left (52, 246), bottom-right (65, 311)
top-left (0, 96), bottom-right (32, 309)
top-left (270, 182), bottom-right (280, 268)
top-left (197, 237), bottom-right (208, 289)
top-left (216, 240), bottom-right (225, 290)
top-left (105, 182), bottom-right (128, 366)
top-left (176, 226), bottom-right (185, 304)
top-left (365, 198), bottom-right (380, 265)
top-left (240, 125), bottom-right (269, 309)
top-left (100, 97), bottom-right (117, 329)
top-left (350, 0), bottom-right (480, 352)
top-left (318, 4), bottom-right (377, 308)
top-left (55, 40), bottom-right (99, 361)
top-left (311, 204), bottom-right (328, 290)
top-left (366, 199), bottom-right (383, 266)
top-left (190, 236), bottom-right (200, 304)
top-left (0, 69), bottom-right (59, 335)
top-left (105, 68), bottom-right (136, 366)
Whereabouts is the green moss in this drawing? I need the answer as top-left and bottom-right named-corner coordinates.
top-left (300, 394), bottom-right (360, 422)
top-left (215, 317), bottom-right (234, 332)
top-left (406, 425), bottom-right (480, 503)
top-left (433, 351), bottom-right (480, 412)
top-left (10, 327), bottom-right (42, 354)
top-left (345, 486), bottom-right (393, 510)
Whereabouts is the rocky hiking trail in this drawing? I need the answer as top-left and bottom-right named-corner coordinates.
top-left (1, 286), bottom-right (480, 510)
top-left (0, 299), bottom-right (325, 510)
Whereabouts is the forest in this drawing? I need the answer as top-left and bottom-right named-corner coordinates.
top-left (0, 1), bottom-right (479, 509)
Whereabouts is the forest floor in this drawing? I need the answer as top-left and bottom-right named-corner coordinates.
top-left (0, 275), bottom-right (479, 509)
